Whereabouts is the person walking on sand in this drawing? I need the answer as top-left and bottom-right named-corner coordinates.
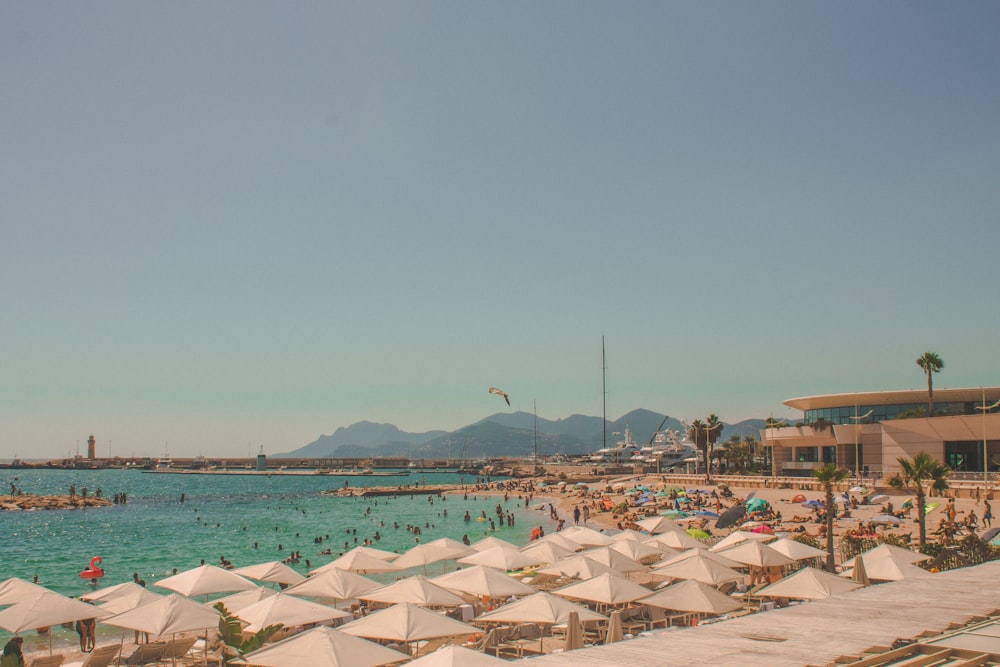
top-left (984, 500), bottom-right (993, 529)
top-left (573, 506), bottom-right (580, 525)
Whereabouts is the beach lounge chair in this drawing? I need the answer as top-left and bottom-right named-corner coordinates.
top-left (123, 642), bottom-right (166, 666)
top-left (62, 644), bottom-right (122, 667)
top-left (156, 636), bottom-right (198, 663)
top-left (27, 656), bottom-right (64, 667)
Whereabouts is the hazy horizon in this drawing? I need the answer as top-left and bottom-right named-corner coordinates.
top-left (3, 3), bottom-right (998, 458)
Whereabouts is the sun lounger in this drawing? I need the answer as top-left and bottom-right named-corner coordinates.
top-left (62, 644), bottom-right (122, 667)
top-left (157, 636), bottom-right (198, 663)
top-left (27, 656), bottom-right (64, 667)
top-left (123, 642), bottom-right (166, 666)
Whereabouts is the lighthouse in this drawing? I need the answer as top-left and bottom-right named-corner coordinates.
top-left (87, 435), bottom-right (96, 460)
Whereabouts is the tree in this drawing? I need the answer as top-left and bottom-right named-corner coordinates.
top-left (812, 463), bottom-right (850, 572)
top-left (887, 451), bottom-right (950, 548)
top-left (916, 352), bottom-right (944, 415)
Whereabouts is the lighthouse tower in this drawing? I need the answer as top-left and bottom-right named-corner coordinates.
top-left (87, 435), bottom-right (96, 460)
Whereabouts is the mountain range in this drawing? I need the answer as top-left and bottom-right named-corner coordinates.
top-left (275, 410), bottom-right (768, 459)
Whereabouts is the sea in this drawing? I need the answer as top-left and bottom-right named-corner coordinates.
top-left (0, 468), bottom-right (556, 653)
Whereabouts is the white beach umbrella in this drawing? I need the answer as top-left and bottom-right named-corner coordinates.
top-left (235, 592), bottom-right (351, 633)
top-left (643, 531), bottom-right (708, 551)
top-left (234, 625), bottom-right (406, 667)
top-left (475, 591), bottom-right (606, 625)
top-left (456, 546), bottom-right (538, 571)
top-left (639, 579), bottom-right (743, 615)
top-left (154, 564), bottom-right (257, 597)
top-left (577, 547), bottom-right (647, 574)
top-left (210, 587), bottom-right (278, 614)
top-left (470, 536), bottom-right (519, 552)
top-left (311, 551), bottom-right (403, 576)
top-left (430, 565), bottom-right (535, 599)
top-left (406, 645), bottom-right (508, 667)
top-left (360, 576), bottom-right (466, 607)
top-left (232, 561), bottom-right (307, 586)
top-left (651, 553), bottom-right (744, 586)
top-left (0, 590), bottom-right (109, 634)
top-left (843, 544), bottom-right (931, 568)
top-left (393, 539), bottom-right (474, 571)
top-left (766, 538), bottom-right (829, 562)
top-left (559, 526), bottom-right (614, 548)
top-left (650, 547), bottom-right (742, 571)
top-left (102, 593), bottom-right (221, 636)
top-left (0, 577), bottom-right (55, 606)
top-left (80, 581), bottom-right (147, 604)
top-left (343, 546), bottom-right (400, 561)
top-left (340, 602), bottom-right (479, 643)
top-left (285, 568), bottom-right (382, 602)
top-left (840, 557), bottom-right (934, 582)
top-left (634, 516), bottom-right (686, 536)
top-left (709, 530), bottom-right (775, 552)
top-left (552, 572), bottom-right (653, 606)
top-left (714, 540), bottom-right (795, 568)
top-left (94, 587), bottom-right (163, 615)
top-left (519, 541), bottom-right (576, 566)
top-left (758, 567), bottom-right (864, 600)
top-left (608, 539), bottom-right (663, 563)
top-left (529, 532), bottom-right (581, 553)
top-left (536, 555), bottom-right (616, 580)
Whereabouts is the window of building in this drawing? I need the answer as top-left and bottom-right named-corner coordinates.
top-left (945, 441), bottom-right (982, 473)
top-left (796, 447), bottom-right (819, 463)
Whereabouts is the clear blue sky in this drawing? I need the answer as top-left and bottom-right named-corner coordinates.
top-left (3, 2), bottom-right (998, 459)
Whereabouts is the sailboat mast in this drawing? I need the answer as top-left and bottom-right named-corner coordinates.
top-left (533, 399), bottom-right (538, 460)
top-left (602, 336), bottom-right (607, 450)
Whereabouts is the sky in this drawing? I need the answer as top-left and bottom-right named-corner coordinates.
top-left (2, 2), bottom-right (999, 459)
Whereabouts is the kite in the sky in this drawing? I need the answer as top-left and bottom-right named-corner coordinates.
top-left (488, 387), bottom-right (510, 406)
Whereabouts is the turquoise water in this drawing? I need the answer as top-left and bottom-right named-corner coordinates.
top-left (0, 469), bottom-right (555, 653)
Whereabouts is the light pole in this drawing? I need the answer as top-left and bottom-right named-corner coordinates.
top-left (850, 408), bottom-right (873, 480)
top-left (976, 388), bottom-right (1000, 483)
top-left (766, 418), bottom-right (786, 480)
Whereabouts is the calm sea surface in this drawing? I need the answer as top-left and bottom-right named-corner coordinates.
top-left (0, 469), bottom-right (555, 653)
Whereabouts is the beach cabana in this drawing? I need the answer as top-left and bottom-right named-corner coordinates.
top-left (232, 561), bottom-right (307, 587)
top-left (234, 592), bottom-right (351, 632)
top-left (360, 576), bottom-right (466, 608)
top-left (284, 567), bottom-right (381, 602)
top-left (340, 602), bottom-right (479, 654)
top-left (757, 567), bottom-right (864, 600)
top-left (430, 565), bottom-right (535, 599)
top-left (154, 564), bottom-right (258, 597)
top-left (234, 625), bottom-right (407, 667)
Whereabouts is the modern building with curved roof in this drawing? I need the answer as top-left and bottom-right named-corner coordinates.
top-left (763, 387), bottom-right (1000, 477)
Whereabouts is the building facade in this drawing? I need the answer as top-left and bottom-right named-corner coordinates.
top-left (763, 387), bottom-right (1000, 477)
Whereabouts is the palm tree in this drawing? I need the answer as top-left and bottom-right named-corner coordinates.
top-left (887, 451), bottom-right (950, 548)
top-left (812, 463), bottom-right (849, 572)
top-left (916, 352), bottom-right (944, 415)
top-left (688, 415), bottom-right (724, 481)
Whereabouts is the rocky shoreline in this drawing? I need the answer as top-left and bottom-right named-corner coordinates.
top-left (0, 494), bottom-right (112, 511)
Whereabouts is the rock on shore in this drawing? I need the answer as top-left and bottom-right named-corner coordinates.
top-left (0, 495), bottom-right (112, 511)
